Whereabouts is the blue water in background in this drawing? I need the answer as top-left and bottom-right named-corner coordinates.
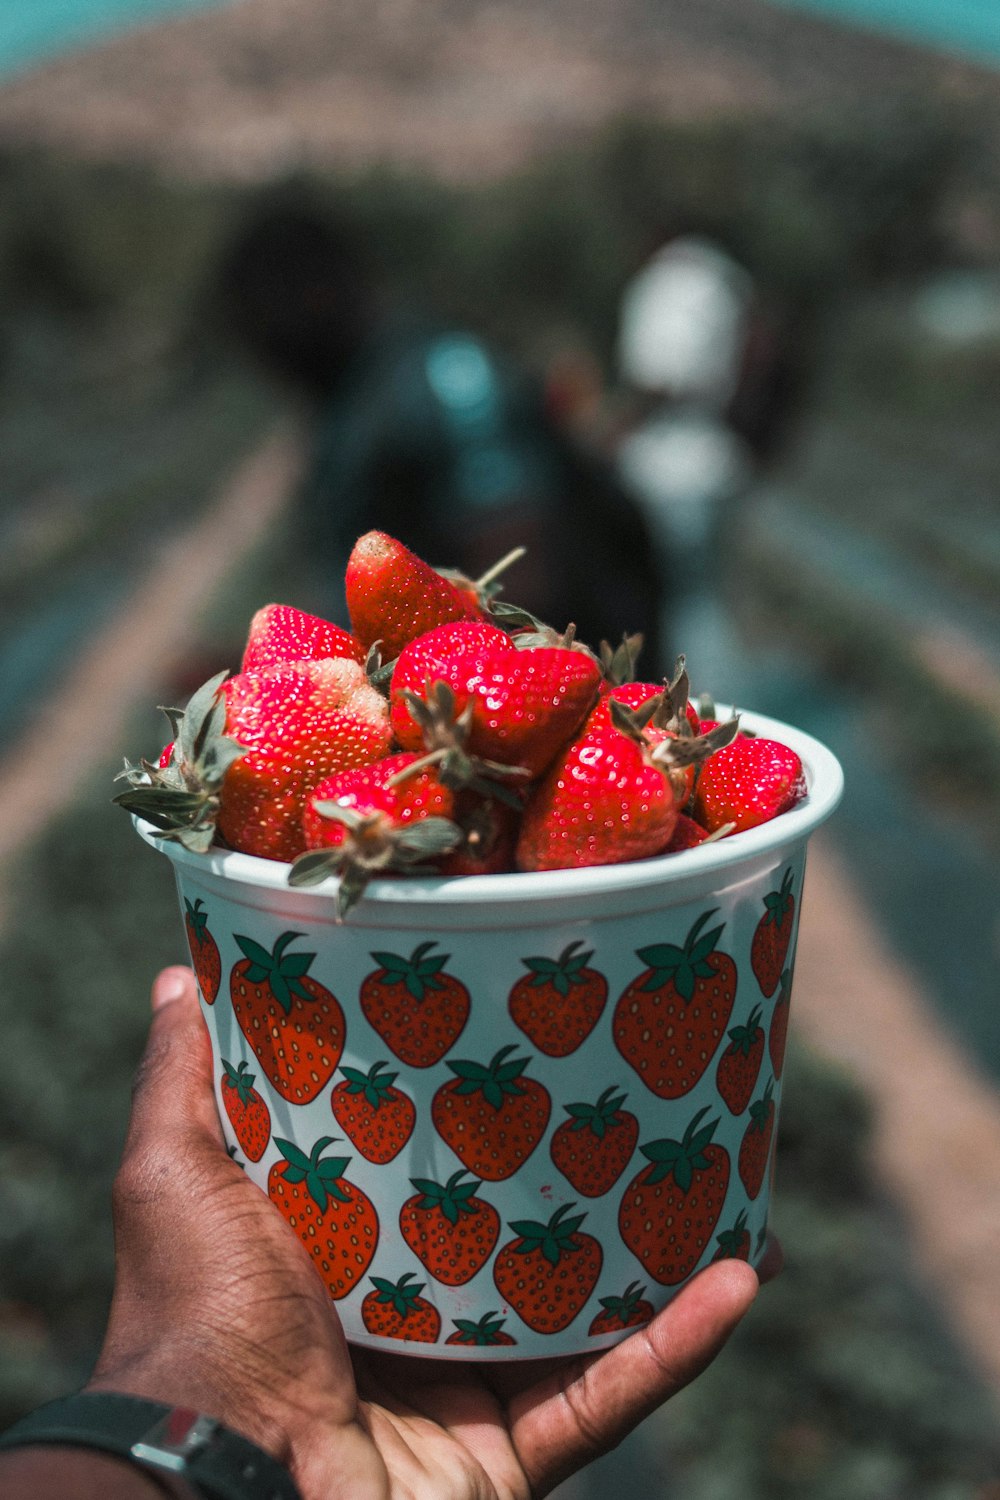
top-left (0, 0), bottom-right (997, 78)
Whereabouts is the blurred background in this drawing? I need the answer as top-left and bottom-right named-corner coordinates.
top-left (1, 2), bottom-right (999, 1495)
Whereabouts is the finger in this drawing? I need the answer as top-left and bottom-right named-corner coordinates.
top-left (122, 966), bottom-right (223, 1159)
top-left (511, 1261), bottom-right (759, 1497)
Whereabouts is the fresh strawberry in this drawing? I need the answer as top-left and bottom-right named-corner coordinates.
top-left (231, 931), bottom-right (345, 1104)
top-left (445, 1312), bottom-right (517, 1347)
top-left (267, 1136), bottom-right (379, 1299)
top-left (507, 940), bottom-right (608, 1056)
top-left (330, 1061), bottom-right (415, 1164)
top-left (750, 868), bottom-right (796, 997)
top-left (693, 733), bottom-right (806, 835)
top-left (768, 968), bottom-right (793, 1080)
top-left (612, 910), bottom-right (737, 1098)
top-left (399, 1169), bottom-right (500, 1285)
top-left (619, 1108), bottom-right (730, 1284)
top-left (390, 621), bottom-right (602, 780)
top-left (664, 813), bottom-right (710, 852)
top-left (359, 941), bottom-right (470, 1068)
top-left (587, 1281), bottom-right (654, 1336)
top-left (290, 753), bottom-right (461, 915)
top-left (115, 664), bottom-right (392, 862)
top-left (715, 1005), bottom-right (765, 1116)
top-left (241, 602), bottom-right (364, 673)
top-left (184, 897), bottom-right (220, 1004)
top-left (220, 1058), bottom-right (270, 1162)
top-left (549, 1086), bottom-right (638, 1196)
top-left (437, 793), bottom-right (521, 876)
top-left (431, 1044), bottom-right (551, 1180)
top-left (712, 1209), bottom-right (751, 1262)
top-left (493, 1203), bottom-right (603, 1333)
top-left (516, 698), bottom-right (736, 873)
top-left (346, 531), bottom-right (486, 660)
top-left (738, 1079), bottom-right (776, 1199)
top-left (360, 1273), bottom-right (441, 1343)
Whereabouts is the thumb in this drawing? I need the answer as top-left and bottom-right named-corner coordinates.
top-left (123, 966), bottom-right (224, 1158)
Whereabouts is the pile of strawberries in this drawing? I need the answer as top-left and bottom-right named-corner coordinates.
top-left (117, 530), bottom-right (806, 912)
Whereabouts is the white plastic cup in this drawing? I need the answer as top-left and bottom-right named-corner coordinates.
top-left (139, 708), bottom-right (842, 1359)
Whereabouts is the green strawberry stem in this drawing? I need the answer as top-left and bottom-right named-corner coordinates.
top-left (562, 1085), bottom-right (628, 1137)
top-left (234, 931), bottom-right (320, 1015)
top-left (446, 1044), bottom-right (529, 1110)
top-left (726, 1006), bottom-right (764, 1053)
top-left (409, 1170), bottom-right (484, 1224)
top-left (339, 1061), bottom-right (399, 1108)
top-left (521, 939), bottom-right (594, 994)
top-left (638, 1107), bottom-right (721, 1195)
top-left (636, 910), bottom-right (726, 1002)
top-left (506, 1202), bottom-right (587, 1266)
top-left (222, 1058), bottom-right (257, 1105)
top-left (185, 898), bottom-right (210, 942)
top-left (275, 1136), bottom-right (351, 1213)
top-left (369, 1273), bottom-right (426, 1318)
top-left (369, 941), bottom-right (450, 1002)
top-left (598, 1281), bottom-right (648, 1316)
top-left (449, 1312), bottom-right (510, 1345)
top-left (748, 1078), bottom-right (776, 1131)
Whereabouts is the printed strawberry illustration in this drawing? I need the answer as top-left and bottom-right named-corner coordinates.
top-left (231, 932), bottom-right (345, 1104)
top-left (739, 1079), bottom-right (776, 1200)
top-left (241, 602), bottom-right (364, 673)
top-left (331, 1061), bottom-right (415, 1163)
top-left (712, 1209), bottom-right (751, 1262)
top-left (549, 1086), bottom-right (639, 1196)
top-left (360, 1273), bottom-right (441, 1343)
top-left (612, 911), bottom-right (737, 1098)
top-left (360, 941), bottom-right (469, 1068)
top-left (768, 969), bottom-right (792, 1080)
top-left (587, 1281), bottom-right (654, 1336)
top-left (220, 1058), bottom-right (271, 1162)
top-left (715, 1005), bottom-right (765, 1116)
top-left (431, 1044), bottom-right (551, 1180)
top-left (750, 869), bottom-right (796, 997)
top-left (267, 1136), bottom-right (379, 1299)
top-left (619, 1108), bottom-right (731, 1284)
top-left (493, 1203), bottom-right (603, 1334)
top-left (507, 940), bottom-right (608, 1056)
top-left (445, 1312), bottom-right (517, 1347)
top-left (184, 897), bottom-right (220, 1004)
top-left (399, 1170), bottom-right (500, 1285)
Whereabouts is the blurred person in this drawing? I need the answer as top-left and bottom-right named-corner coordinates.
top-left (217, 195), bottom-right (667, 673)
top-left (0, 965), bottom-right (776, 1500)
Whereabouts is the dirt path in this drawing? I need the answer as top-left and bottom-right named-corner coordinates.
top-left (0, 426), bottom-right (299, 891)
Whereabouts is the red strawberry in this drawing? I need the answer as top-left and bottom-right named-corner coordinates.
top-left (431, 1044), bottom-right (551, 1180)
top-left (390, 621), bottom-right (602, 780)
top-left (184, 897), bottom-right (220, 1004)
top-left (116, 665), bottom-right (392, 861)
top-left (664, 813), bottom-right (711, 852)
top-left (220, 1058), bottom-right (270, 1162)
top-left (549, 1086), bottom-right (639, 1196)
top-left (493, 1203), bottom-right (603, 1334)
top-left (231, 931), bottom-right (345, 1104)
top-left (399, 1169), bottom-right (500, 1285)
top-left (712, 1209), bottom-right (751, 1262)
top-left (330, 1061), bottom-right (415, 1164)
top-left (445, 1312), bottom-right (517, 1347)
top-left (750, 868), bottom-right (796, 997)
top-left (507, 940), bottom-right (608, 1056)
top-left (360, 1273), bottom-right (441, 1343)
top-left (587, 1280), bottom-right (654, 1336)
top-left (619, 1108), bottom-right (731, 1284)
top-left (290, 753), bottom-right (461, 915)
top-left (715, 1005), bottom-right (765, 1116)
top-left (768, 969), bottom-right (793, 1080)
top-left (359, 941), bottom-right (470, 1068)
top-left (738, 1079), bottom-right (776, 1199)
top-left (438, 793), bottom-right (521, 876)
top-left (241, 602), bottom-right (364, 674)
top-left (346, 531), bottom-right (486, 660)
top-left (267, 1136), bottom-right (379, 1299)
top-left (612, 911), bottom-right (737, 1098)
top-left (693, 734), bottom-right (806, 835)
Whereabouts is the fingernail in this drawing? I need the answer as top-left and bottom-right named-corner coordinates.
top-left (152, 967), bottom-right (192, 1010)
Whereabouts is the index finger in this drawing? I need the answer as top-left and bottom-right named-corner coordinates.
top-left (506, 1260), bottom-right (759, 1497)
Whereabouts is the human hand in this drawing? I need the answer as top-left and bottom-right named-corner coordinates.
top-left (89, 965), bottom-right (777, 1500)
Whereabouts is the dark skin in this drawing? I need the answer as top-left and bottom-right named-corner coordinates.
top-left (2, 968), bottom-right (781, 1500)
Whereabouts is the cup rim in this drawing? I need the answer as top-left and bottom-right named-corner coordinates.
top-left (137, 706), bottom-right (843, 906)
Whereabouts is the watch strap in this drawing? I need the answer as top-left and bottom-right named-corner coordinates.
top-left (0, 1392), bottom-right (301, 1500)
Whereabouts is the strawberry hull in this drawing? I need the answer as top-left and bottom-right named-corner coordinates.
top-left (136, 707), bottom-right (841, 1361)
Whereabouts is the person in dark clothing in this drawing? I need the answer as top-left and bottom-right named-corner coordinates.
top-left (217, 196), bottom-right (667, 673)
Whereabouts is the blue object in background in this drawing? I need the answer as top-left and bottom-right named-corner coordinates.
top-left (0, 0), bottom-right (232, 77)
top-left (766, 0), bottom-right (1000, 64)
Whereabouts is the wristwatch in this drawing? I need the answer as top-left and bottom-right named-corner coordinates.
top-left (0, 1392), bottom-right (301, 1500)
